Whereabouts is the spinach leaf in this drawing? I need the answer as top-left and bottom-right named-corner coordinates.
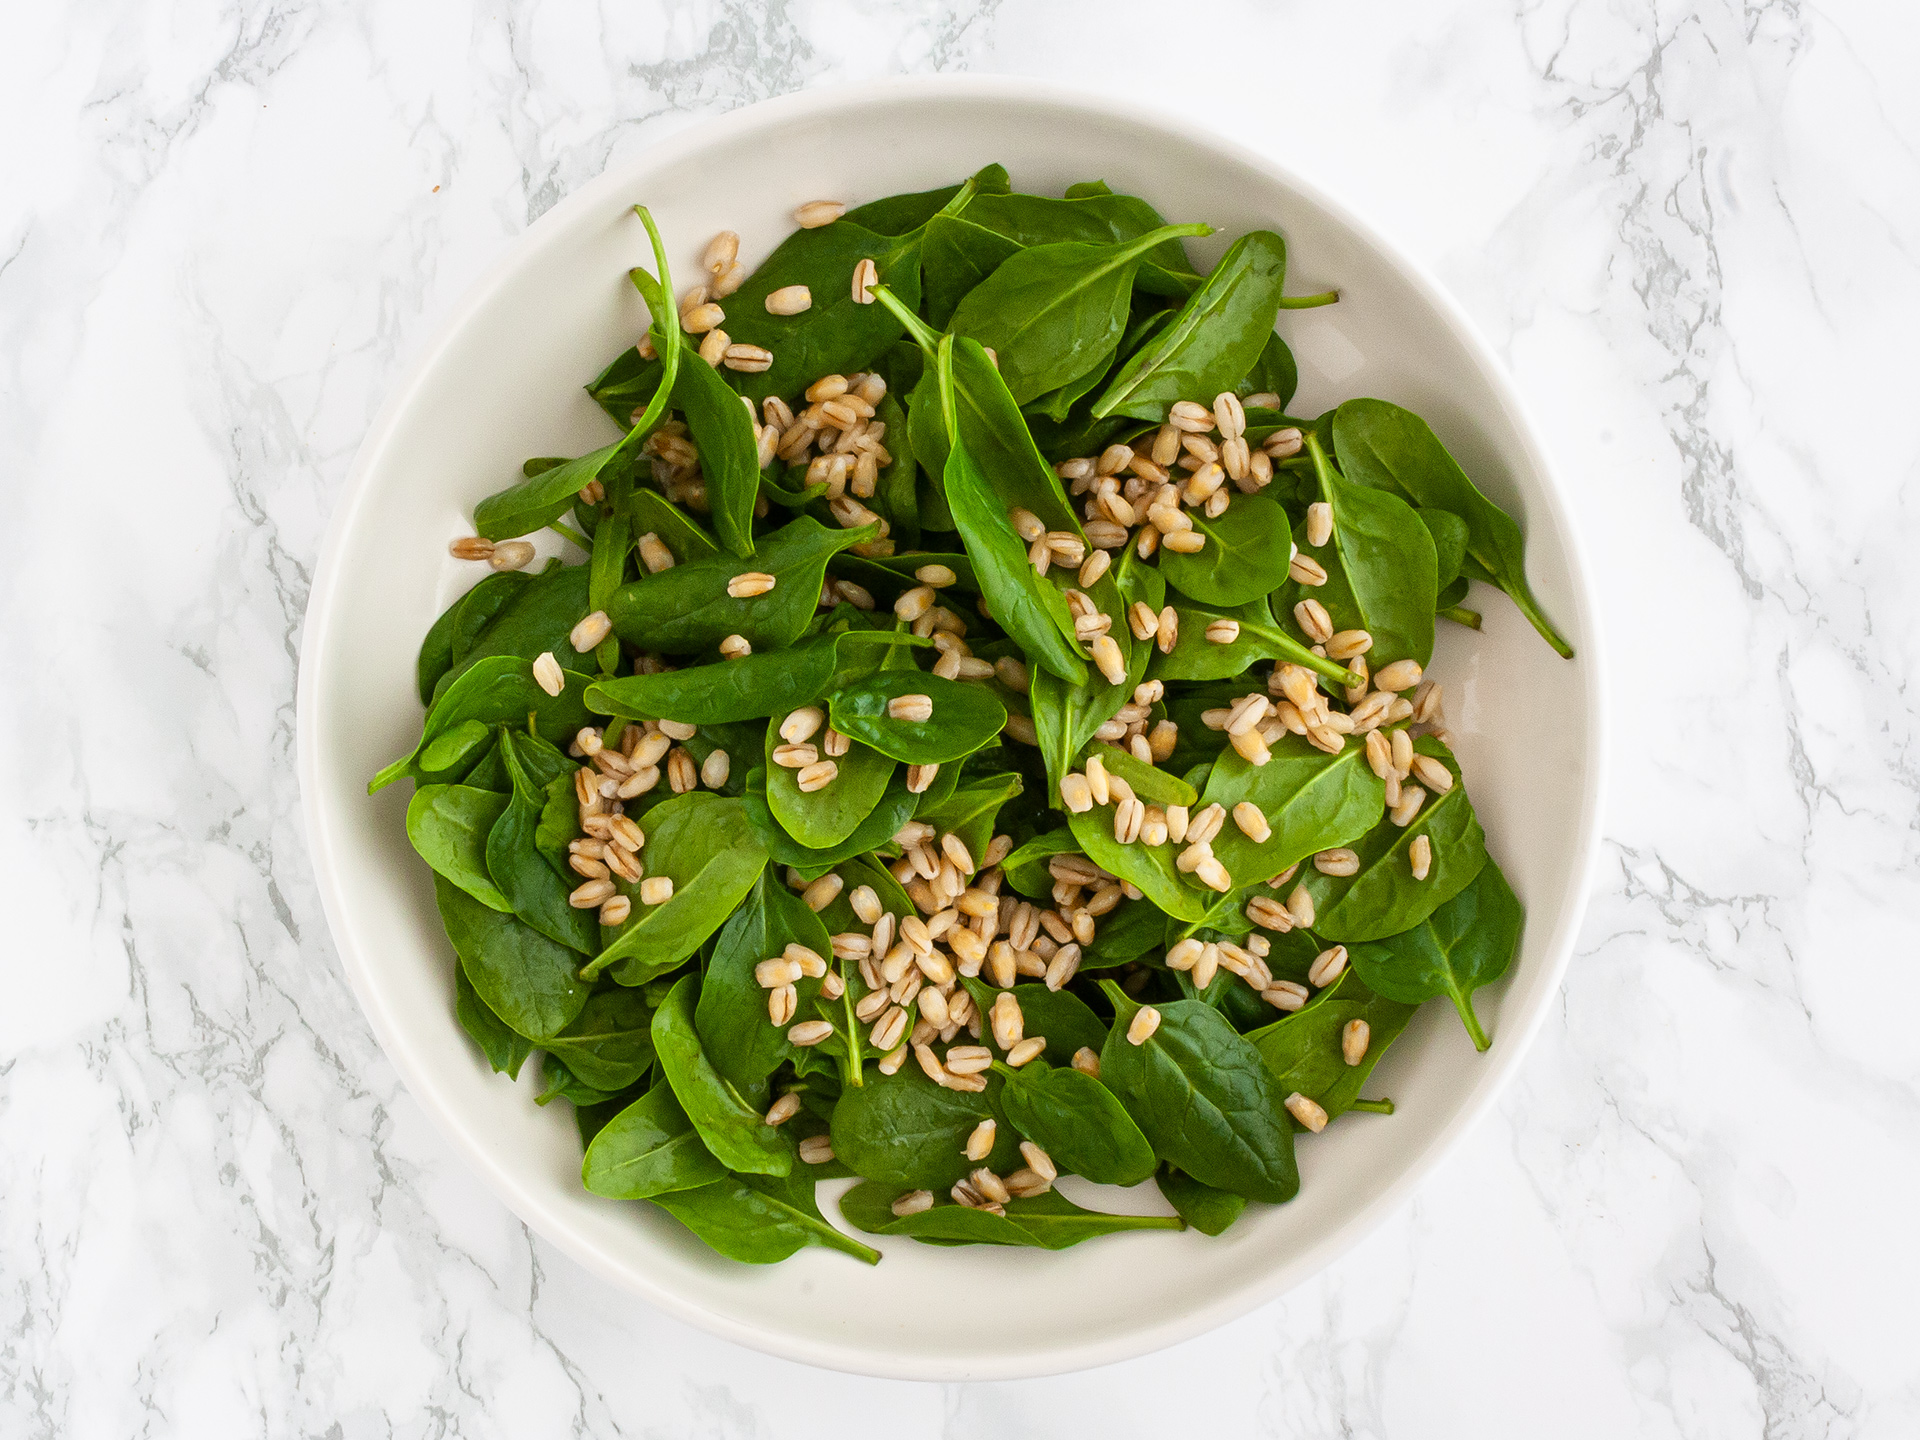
top-left (606, 514), bottom-right (874, 655)
top-left (654, 1173), bottom-right (879, 1265)
top-left (372, 655), bottom-right (592, 793)
top-left (1096, 981), bottom-right (1297, 1202)
top-left (828, 1066), bottom-right (1022, 1191)
top-left (696, 871), bottom-right (835, 1092)
top-left (454, 964), bottom-right (535, 1078)
top-left (1092, 230), bottom-right (1288, 421)
top-left (712, 221), bottom-right (924, 403)
top-left (1000, 829), bottom-right (1082, 899)
top-left (1296, 736), bottom-right (1487, 942)
top-left (1236, 331), bottom-right (1299, 413)
top-left (839, 1182), bottom-right (1181, 1249)
top-left (434, 874), bottom-right (589, 1041)
top-left (1149, 593), bottom-right (1357, 689)
top-left (1248, 969), bottom-right (1419, 1116)
top-left (912, 770), bottom-right (1022, 863)
top-left (963, 190), bottom-right (1200, 297)
top-left (999, 1061), bottom-right (1157, 1185)
top-left (1155, 1166), bottom-right (1246, 1236)
top-left (585, 631), bottom-right (919, 726)
top-left (1080, 897), bottom-right (1166, 970)
top-left (487, 730), bottom-right (597, 954)
top-left (448, 570), bottom-right (534, 668)
top-left (841, 162), bottom-right (1010, 236)
top-left (663, 327), bottom-right (760, 558)
top-left (744, 765), bottom-right (911, 873)
top-left (948, 223), bottom-right (1210, 405)
top-left (922, 212), bottom-right (1023, 327)
top-left (1029, 547), bottom-right (1162, 796)
top-left (1276, 434), bottom-right (1437, 670)
top-left (1085, 738), bottom-right (1195, 808)
top-left (1067, 805), bottom-right (1212, 923)
top-left (869, 388), bottom-right (921, 550)
top-left (581, 1080), bottom-right (727, 1199)
top-left (1420, 507), bottom-right (1470, 590)
top-left (652, 975), bottom-right (792, 1174)
top-left (626, 487), bottom-right (720, 563)
top-left (457, 730), bottom-right (513, 792)
top-left (1198, 735), bottom-right (1384, 887)
top-left (545, 987), bottom-right (658, 1092)
top-left (1155, 493), bottom-right (1296, 608)
top-left (1349, 858), bottom-right (1523, 1051)
top-left (406, 785), bottom-right (512, 911)
top-left (829, 670), bottom-right (1008, 765)
top-left (432, 562), bottom-right (600, 700)
top-left (959, 978), bottom-right (1110, 1067)
top-left (584, 793), bottom-right (768, 985)
top-left (765, 714), bottom-right (896, 850)
top-left (1333, 398), bottom-right (1572, 656)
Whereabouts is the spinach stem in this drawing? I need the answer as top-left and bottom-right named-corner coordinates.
top-left (1351, 1097), bottom-right (1395, 1115)
top-left (1439, 604), bottom-right (1483, 631)
top-left (870, 284), bottom-right (941, 356)
top-left (1277, 289), bottom-right (1340, 310)
top-left (547, 519), bottom-right (592, 550)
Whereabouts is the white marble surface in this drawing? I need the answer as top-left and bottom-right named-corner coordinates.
top-left (5, 0), bottom-right (1917, 1433)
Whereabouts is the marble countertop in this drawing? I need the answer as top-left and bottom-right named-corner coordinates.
top-left (7, 1), bottom-right (1916, 1434)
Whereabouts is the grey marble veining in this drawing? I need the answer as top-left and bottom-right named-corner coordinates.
top-left (4, 1), bottom-right (1916, 1434)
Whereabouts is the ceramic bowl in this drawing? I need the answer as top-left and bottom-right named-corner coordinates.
top-left (298, 75), bottom-right (1605, 1381)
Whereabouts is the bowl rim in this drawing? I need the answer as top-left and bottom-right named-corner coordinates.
top-left (296, 72), bottom-right (1608, 1380)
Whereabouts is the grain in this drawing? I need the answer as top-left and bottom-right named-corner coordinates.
top-left (765, 284), bottom-right (812, 315)
top-left (793, 200), bottom-right (845, 228)
top-left (1285, 1093), bottom-right (1329, 1132)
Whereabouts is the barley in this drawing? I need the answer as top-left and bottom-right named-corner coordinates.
top-left (794, 199), bottom-right (845, 228)
top-left (1314, 848), bottom-right (1360, 877)
top-left (801, 874), bottom-right (844, 915)
top-left (1289, 552), bottom-right (1328, 587)
top-left (1232, 801), bottom-right (1272, 843)
top-left (726, 571), bottom-right (777, 601)
top-left (1373, 658), bottom-right (1424, 694)
top-left (1412, 679), bottom-right (1444, 724)
top-left (681, 301), bottom-right (725, 334)
top-left (718, 634), bottom-right (753, 660)
top-left (487, 542), bottom-right (537, 572)
top-left (1163, 530), bottom-right (1206, 554)
top-left (568, 853), bottom-right (610, 881)
top-left (449, 535), bottom-right (495, 561)
top-left (1390, 786), bottom-right (1426, 827)
top-left (1409, 833), bottom-right (1433, 880)
top-left (870, 1005), bottom-right (908, 1051)
top-left (966, 1118), bottom-right (997, 1161)
top-left (1168, 400), bottom-right (1213, 432)
top-left (699, 749), bottom-right (731, 789)
top-left (1008, 506), bottom-right (1045, 542)
top-left (768, 985), bottom-right (796, 1025)
top-left (772, 743), bottom-right (819, 770)
top-left (701, 230), bottom-right (740, 277)
top-left (598, 895), bottom-right (631, 927)
top-left (722, 343), bottom-right (774, 373)
top-left (888, 693), bottom-right (934, 723)
top-left (1113, 796), bottom-right (1145, 846)
top-left (796, 760), bottom-right (838, 793)
top-left (628, 875), bottom-right (669, 907)
top-left (532, 652), bottom-right (565, 697)
top-left (1286, 883), bottom-right (1316, 928)
top-left (1293, 598), bottom-right (1334, 645)
top-left (608, 815), bottom-right (645, 852)
top-left (1282, 1092), bottom-right (1328, 1134)
top-left (1206, 618), bottom-right (1241, 645)
top-left (1089, 634), bottom-right (1126, 684)
top-left (638, 533), bottom-right (675, 573)
top-left (907, 763), bottom-right (938, 794)
top-left (1127, 1006), bottom-right (1161, 1044)
top-left (823, 727), bottom-right (850, 757)
top-left (1305, 501), bottom-right (1335, 547)
top-left (1309, 944), bottom-right (1348, 988)
top-left (711, 259), bottom-right (747, 297)
top-left (946, 1045), bottom-right (993, 1075)
top-left (696, 329), bottom-right (729, 366)
top-left (765, 284), bottom-right (812, 315)
top-left (1213, 391), bottom-right (1246, 438)
top-left (891, 1188), bottom-right (934, 1217)
top-left (996, 1036), bottom-right (1043, 1070)
top-left (1410, 754), bottom-right (1455, 793)
top-left (758, 1092), bottom-right (802, 1130)
top-left (851, 256), bottom-right (878, 304)
top-left (1258, 980), bottom-right (1306, 1013)
top-left (1059, 773), bottom-right (1094, 813)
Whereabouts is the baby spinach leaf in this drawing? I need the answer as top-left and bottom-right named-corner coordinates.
top-left (1092, 230), bottom-right (1288, 421)
top-left (652, 975), bottom-right (793, 1175)
top-left (1155, 493), bottom-right (1296, 608)
top-left (585, 793), bottom-right (769, 985)
top-left (764, 714), bottom-right (896, 850)
top-left (585, 631), bottom-right (919, 726)
top-left (1149, 592), bottom-right (1357, 689)
top-left (1248, 969), bottom-right (1419, 1117)
top-left (581, 1080), bottom-right (727, 1199)
top-left (829, 1066), bottom-right (1022, 1191)
top-left (869, 388), bottom-right (921, 550)
top-left (947, 223), bottom-right (1210, 405)
top-left (654, 1173), bottom-right (880, 1265)
top-left (1029, 546), bottom-right (1162, 795)
top-left (696, 872), bottom-right (836, 1092)
top-left (1296, 737), bottom-right (1487, 941)
top-left (1067, 805), bottom-right (1212, 924)
top-left (433, 563), bottom-right (600, 701)
top-left (448, 570), bottom-right (535, 669)
top-left (999, 1061), bottom-right (1157, 1185)
top-left (1276, 434), bottom-right (1436, 670)
top-left (839, 1182), bottom-right (1182, 1249)
top-left (662, 328), bottom-right (760, 558)
top-left (1082, 738), bottom-right (1195, 808)
top-left (625, 487), bottom-right (720, 563)
top-left (406, 785), bottom-right (512, 911)
top-left (1198, 735), bottom-right (1384, 887)
top-left (434, 874), bottom-right (589, 1041)
top-left (913, 770), bottom-right (1022, 863)
top-left (829, 670), bottom-right (1008, 765)
top-left (545, 987), bottom-right (658, 1092)
top-left (743, 757), bottom-right (956, 878)
top-left (372, 655), bottom-right (591, 793)
top-left (417, 580), bottom-right (496, 705)
top-left (922, 212), bottom-right (1024, 327)
top-left (715, 221), bottom-right (925, 403)
top-left (960, 978), bottom-right (1110, 1067)
top-left (1420, 507), bottom-right (1470, 590)
top-left (1097, 981), bottom-right (1298, 1203)
top-left (1155, 1166), bottom-right (1246, 1236)
top-left (487, 730), bottom-right (598, 954)
top-left (842, 163), bottom-right (1009, 236)
top-left (454, 964), bottom-right (535, 1079)
top-left (1236, 331), bottom-right (1299, 413)
top-left (1000, 829), bottom-right (1082, 900)
top-left (456, 730), bottom-right (513, 792)
top-left (607, 514), bottom-right (874, 655)
top-left (1333, 398), bottom-right (1572, 657)
top-left (473, 431), bottom-right (646, 542)
top-left (1349, 858), bottom-right (1523, 1051)
top-left (1080, 897), bottom-right (1166, 970)
top-left (963, 190), bottom-right (1200, 297)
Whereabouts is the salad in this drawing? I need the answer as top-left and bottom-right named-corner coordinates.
top-left (371, 165), bottom-right (1570, 1263)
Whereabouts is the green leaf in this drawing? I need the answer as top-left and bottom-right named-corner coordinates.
top-left (607, 513), bottom-right (876, 655)
top-left (999, 1061), bottom-right (1156, 1185)
top-left (433, 873), bottom-right (589, 1041)
top-left (1155, 493), bottom-right (1296, 608)
top-left (838, 1182), bottom-right (1182, 1249)
top-left (948, 223), bottom-right (1211, 405)
top-left (1348, 858), bottom-right (1523, 1051)
top-left (764, 714), bottom-right (896, 850)
top-left (1198, 734), bottom-right (1384, 888)
top-left (912, 770), bottom-right (1023, 864)
top-left (431, 563), bottom-right (603, 702)
top-left (841, 162), bottom-right (1010, 236)
top-left (1067, 804), bottom-right (1213, 923)
top-left (828, 1065), bottom-right (1022, 1191)
top-left (696, 871), bottom-right (836, 1092)
top-left (652, 975), bottom-right (793, 1175)
top-left (585, 793), bottom-right (769, 985)
top-left (1029, 546), bottom-right (1163, 796)
top-left (962, 190), bottom-right (1201, 296)
top-left (959, 978), bottom-right (1110, 1067)
top-left (581, 1080), bottom-right (727, 1199)
top-left (473, 433), bottom-right (646, 542)
top-left (1097, 981), bottom-right (1298, 1202)
top-left (828, 670), bottom-right (1008, 765)
top-left (454, 964), bottom-right (535, 1079)
top-left (585, 631), bottom-right (920, 726)
top-left (1333, 398), bottom-right (1572, 657)
top-left (406, 785), bottom-right (512, 911)
top-left (372, 655), bottom-right (592, 794)
top-left (487, 730), bottom-right (598, 953)
top-left (653, 1173), bottom-right (880, 1265)
top-left (1420, 507), bottom-right (1470, 590)
top-left (1295, 736), bottom-right (1488, 942)
top-left (922, 212), bottom-right (1024, 328)
top-left (1148, 592), bottom-right (1357, 688)
top-left (626, 487), bottom-right (721, 563)
top-left (1155, 1166), bottom-right (1246, 1236)
top-left (545, 987), bottom-right (658, 1092)
top-left (1092, 230), bottom-right (1288, 421)
top-left (1236, 330), bottom-right (1298, 413)
top-left (1248, 969), bottom-right (1419, 1116)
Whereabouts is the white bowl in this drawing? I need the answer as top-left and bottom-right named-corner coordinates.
top-left (298, 76), bottom-right (1604, 1381)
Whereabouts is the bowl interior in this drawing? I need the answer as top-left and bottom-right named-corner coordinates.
top-left (299, 80), bottom-right (1600, 1381)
